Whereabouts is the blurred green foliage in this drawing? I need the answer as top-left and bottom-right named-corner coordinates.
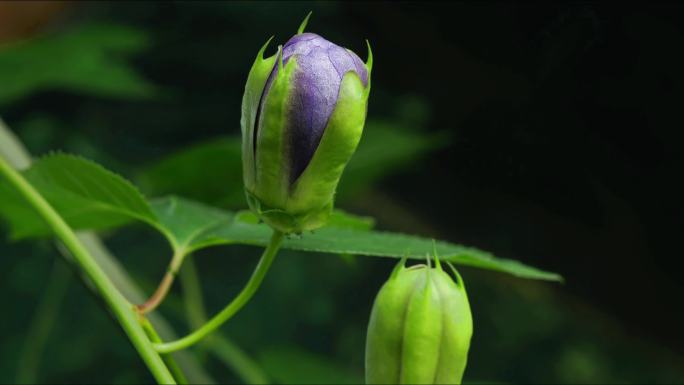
top-left (135, 121), bottom-right (447, 209)
top-left (0, 2), bottom-right (682, 384)
top-left (0, 24), bottom-right (157, 105)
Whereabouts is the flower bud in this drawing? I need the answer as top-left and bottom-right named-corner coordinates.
top-left (365, 259), bottom-right (473, 384)
top-left (240, 19), bottom-right (372, 233)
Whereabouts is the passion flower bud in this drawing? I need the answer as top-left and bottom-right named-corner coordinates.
top-left (365, 259), bottom-right (473, 384)
top-left (241, 19), bottom-right (372, 233)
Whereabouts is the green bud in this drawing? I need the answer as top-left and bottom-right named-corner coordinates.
top-left (240, 18), bottom-right (372, 234)
top-left (365, 259), bottom-right (473, 384)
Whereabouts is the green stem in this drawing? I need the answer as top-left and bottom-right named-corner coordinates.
top-left (136, 252), bottom-right (185, 314)
top-left (180, 256), bottom-right (270, 384)
top-left (179, 256), bottom-right (210, 344)
top-left (76, 233), bottom-right (215, 383)
top-left (1, 118), bottom-right (213, 382)
top-left (154, 230), bottom-right (284, 354)
top-left (0, 155), bottom-right (176, 384)
top-left (141, 318), bottom-right (189, 384)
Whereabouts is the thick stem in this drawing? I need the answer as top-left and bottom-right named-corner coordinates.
top-left (0, 155), bottom-right (176, 384)
top-left (141, 318), bottom-right (189, 384)
top-left (154, 230), bottom-right (284, 354)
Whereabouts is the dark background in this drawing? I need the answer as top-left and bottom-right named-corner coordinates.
top-left (1, 2), bottom-right (683, 383)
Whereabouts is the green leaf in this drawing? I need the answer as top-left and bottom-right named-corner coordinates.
top-left (0, 156), bottom-right (559, 281)
top-left (149, 197), bottom-right (374, 254)
top-left (0, 153), bottom-right (157, 239)
top-left (150, 196), bottom-right (233, 253)
top-left (234, 209), bottom-right (375, 231)
top-left (151, 197), bottom-right (560, 281)
top-left (0, 23), bottom-right (158, 105)
top-left (136, 137), bottom-right (244, 208)
top-left (326, 210), bottom-right (375, 231)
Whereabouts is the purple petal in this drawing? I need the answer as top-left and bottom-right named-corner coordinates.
top-left (256, 33), bottom-right (368, 184)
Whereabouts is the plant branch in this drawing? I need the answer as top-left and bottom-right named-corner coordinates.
top-left (136, 252), bottom-right (185, 314)
top-left (0, 117), bottom-right (213, 383)
top-left (154, 230), bottom-right (284, 354)
top-left (141, 318), bottom-right (189, 384)
top-left (180, 256), bottom-right (270, 384)
top-left (0, 154), bottom-right (176, 384)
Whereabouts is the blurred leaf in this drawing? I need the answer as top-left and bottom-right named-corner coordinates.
top-left (0, 153), bottom-right (157, 239)
top-left (136, 137), bottom-right (243, 208)
top-left (0, 155), bottom-right (559, 280)
top-left (0, 23), bottom-right (157, 105)
top-left (338, 121), bottom-right (449, 198)
top-left (135, 119), bottom-right (447, 207)
top-left (258, 346), bottom-right (362, 385)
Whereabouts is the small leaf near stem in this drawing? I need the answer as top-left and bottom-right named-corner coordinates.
top-left (136, 251), bottom-right (186, 314)
top-left (153, 230), bottom-right (285, 354)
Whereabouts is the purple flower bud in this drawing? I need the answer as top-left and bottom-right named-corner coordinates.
top-left (258, 33), bottom-right (369, 182)
top-left (241, 23), bottom-right (372, 234)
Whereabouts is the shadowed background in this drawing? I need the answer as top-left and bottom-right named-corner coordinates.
top-left (1, 1), bottom-right (683, 383)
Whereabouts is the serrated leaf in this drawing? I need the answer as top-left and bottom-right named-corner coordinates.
top-left (0, 153), bottom-right (158, 238)
top-left (152, 197), bottom-right (561, 281)
top-left (149, 197), bottom-right (374, 254)
top-left (0, 157), bottom-right (560, 281)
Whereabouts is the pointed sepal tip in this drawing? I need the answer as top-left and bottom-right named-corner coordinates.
top-left (297, 11), bottom-right (313, 34)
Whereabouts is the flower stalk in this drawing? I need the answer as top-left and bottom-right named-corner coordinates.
top-left (153, 230), bottom-right (284, 354)
top-left (136, 251), bottom-right (186, 314)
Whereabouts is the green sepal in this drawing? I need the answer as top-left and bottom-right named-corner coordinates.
top-left (245, 188), bottom-right (332, 234)
top-left (365, 265), bottom-right (423, 384)
top-left (241, 36), bottom-right (277, 190)
top-left (400, 270), bottom-right (443, 384)
top-left (287, 70), bottom-right (369, 214)
top-left (297, 11), bottom-right (313, 34)
top-left (249, 50), bottom-right (298, 209)
top-left (433, 266), bottom-right (472, 384)
top-left (364, 40), bottom-right (373, 95)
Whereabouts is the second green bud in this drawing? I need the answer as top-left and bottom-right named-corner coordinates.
top-left (365, 259), bottom-right (473, 384)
